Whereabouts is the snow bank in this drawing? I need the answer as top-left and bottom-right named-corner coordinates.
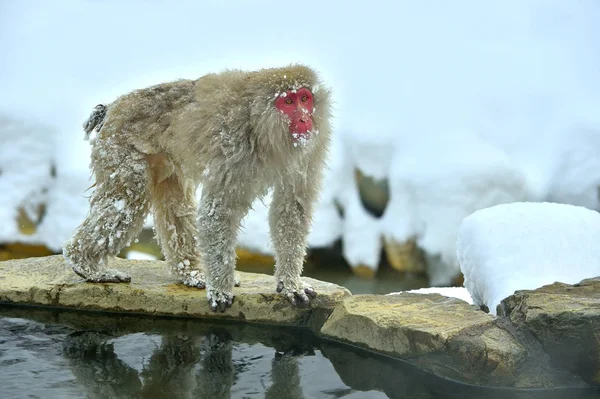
top-left (0, 113), bottom-right (91, 251)
top-left (0, 114), bottom-right (55, 244)
top-left (380, 131), bottom-right (529, 285)
top-left (35, 171), bottom-right (91, 252)
top-left (546, 128), bottom-right (600, 211)
top-left (237, 141), bottom-right (345, 255)
top-left (126, 250), bottom-right (158, 261)
top-left (457, 202), bottom-right (600, 314)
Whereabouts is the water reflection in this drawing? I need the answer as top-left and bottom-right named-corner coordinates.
top-left (1, 307), bottom-right (599, 399)
top-left (61, 328), bottom-right (310, 399)
top-left (63, 331), bottom-right (143, 398)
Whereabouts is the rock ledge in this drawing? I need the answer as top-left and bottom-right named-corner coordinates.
top-left (0, 255), bottom-right (350, 329)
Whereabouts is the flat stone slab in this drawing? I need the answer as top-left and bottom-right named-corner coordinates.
top-left (320, 293), bottom-right (495, 357)
top-left (320, 294), bottom-right (587, 388)
top-left (0, 255), bottom-right (351, 329)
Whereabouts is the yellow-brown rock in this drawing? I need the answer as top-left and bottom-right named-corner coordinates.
top-left (319, 293), bottom-right (586, 388)
top-left (499, 277), bottom-right (600, 385)
top-left (0, 255), bottom-right (350, 330)
top-left (350, 264), bottom-right (377, 279)
top-left (382, 236), bottom-right (425, 273)
top-left (321, 293), bottom-right (494, 357)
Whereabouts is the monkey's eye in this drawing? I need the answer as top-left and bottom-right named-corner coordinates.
top-left (301, 95), bottom-right (308, 102)
top-left (285, 99), bottom-right (293, 105)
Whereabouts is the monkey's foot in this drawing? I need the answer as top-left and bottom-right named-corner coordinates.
top-left (181, 271), bottom-right (240, 289)
top-left (74, 268), bottom-right (131, 283)
top-left (276, 280), bottom-right (317, 308)
top-left (206, 287), bottom-right (235, 313)
top-left (181, 270), bottom-right (207, 289)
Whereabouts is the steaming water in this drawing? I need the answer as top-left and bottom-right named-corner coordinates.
top-left (0, 307), bottom-right (598, 399)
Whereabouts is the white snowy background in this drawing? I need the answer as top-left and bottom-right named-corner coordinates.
top-left (2, 0), bottom-right (600, 287)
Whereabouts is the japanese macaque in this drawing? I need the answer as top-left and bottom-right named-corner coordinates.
top-left (63, 64), bottom-right (332, 312)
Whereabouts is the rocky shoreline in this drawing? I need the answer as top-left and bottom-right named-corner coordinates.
top-left (0, 255), bottom-right (598, 389)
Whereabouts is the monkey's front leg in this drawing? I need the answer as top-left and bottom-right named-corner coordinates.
top-left (269, 184), bottom-right (317, 307)
top-left (197, 191), bottom-right (251, 312)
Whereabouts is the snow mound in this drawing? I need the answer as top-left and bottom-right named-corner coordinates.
top-left (382, 131), bottom-right (529, 286)
top-left (35, 171), bottom-right (93, 252)
top-left (328, 131), bottom-right (383, 271)
top-left (388, 286), bottom-right (473, 305)
top-left (457, 202), bottom-right (600, 314)
top-left (0, 114), bottom-right (55, 244)
top-left (546, 128), bottom-right (600, 211)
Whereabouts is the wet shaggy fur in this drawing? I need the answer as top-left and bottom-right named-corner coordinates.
top-left (63, 64), bottom-right (333, 311)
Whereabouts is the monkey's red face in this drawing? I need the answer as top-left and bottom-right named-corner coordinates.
top-left (274, 87), bottom-right (314, 140)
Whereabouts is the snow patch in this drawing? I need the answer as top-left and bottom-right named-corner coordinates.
top-left (388, 286), bottom-right (474, 305)
top-left (457, 202), bottom-right (600, 314)
top-left (381, 130), bottom-right (529, 285)
top-left (126, 250), bottom-right (157, 260)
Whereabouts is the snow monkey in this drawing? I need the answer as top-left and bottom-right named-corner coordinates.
top-left (63, 64), bottom-right (332, 312)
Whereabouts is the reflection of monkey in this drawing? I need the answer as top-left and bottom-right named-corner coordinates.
top-left (140, 336), bottom-right (202, 399)
top-left (194, 331), bottom-right (235, 399)
top-left (63, 65), bottom-right (332, 311)
top-left (265, 352), bottom-right (304, 399)
top-left (62, 331), bottom-right (142, 398)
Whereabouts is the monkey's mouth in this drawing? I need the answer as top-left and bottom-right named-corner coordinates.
top-left (291, 131), bottom-right (314, 147)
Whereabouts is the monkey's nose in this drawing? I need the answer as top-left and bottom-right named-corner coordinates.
top-left (299, 118), bottom-right (306, 123)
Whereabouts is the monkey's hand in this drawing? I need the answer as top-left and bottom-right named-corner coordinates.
top-left (181, 269), bottom-right (207, 289)
top-left (276, 279), bottom-right (317, 308)
top-left (206, 287), bottom-right (235, 313)
top-left (181, 270), bottom-right (241, 290)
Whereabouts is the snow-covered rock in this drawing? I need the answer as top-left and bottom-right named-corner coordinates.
top-left (382, 131), bottom-right (529, 286)
top-left (35, 171), bottom-right (91, 252)
top-left (125, 250), bottom-right (158, 260)
top-left (457, 202), bottom-right (600, 314)
top-left (0, 114), bottom-right (55, 245)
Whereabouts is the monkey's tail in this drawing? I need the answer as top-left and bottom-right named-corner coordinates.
top-left (83, 104), bottom-right (107, 141)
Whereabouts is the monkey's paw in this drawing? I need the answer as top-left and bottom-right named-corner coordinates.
top-left (207, 288), bottom-right (235, 313)
top-left (276, 280), bottom-right (317, 307)
top-left (181, 270), bottom-right (207, 289)
top-left (76, 269), bottom-right (131, 283)
top-left (182, 271), bottom-right (240, 290)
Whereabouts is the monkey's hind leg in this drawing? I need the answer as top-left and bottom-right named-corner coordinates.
top-left (149, 160), bottom-right (205, 288)
top-left (63, 139), bottom-right (151, 282)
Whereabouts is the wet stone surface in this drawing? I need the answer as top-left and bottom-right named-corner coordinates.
top-left (0, 255), bottom-right (350, 329)
top-left (499, 277), bottom-right (600, 385)
top-left (1, 307), bottom-right (600, 399)
top-left (320, 293), bottom-right (594, 388)
top-left (1, 256), bottom-right (600, 391)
